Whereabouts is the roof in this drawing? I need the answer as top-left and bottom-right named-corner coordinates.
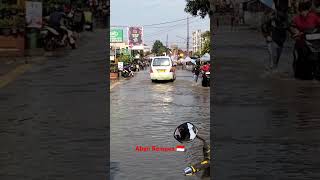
top-left (153, 56), bottom-right (170, 58)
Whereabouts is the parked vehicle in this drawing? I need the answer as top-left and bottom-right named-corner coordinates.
top-left (41, 16), bottom-right (76, 51)
top-left (202, 71), bottom-right (210, 87)
top-left (150, 56), bottom-right (176, 82)
top-left (293, 28), bottom-right (320, 80)
top-left (121, 65), bottom-right (134, 78)
top-left (173, 122), bottom-right (210, 177)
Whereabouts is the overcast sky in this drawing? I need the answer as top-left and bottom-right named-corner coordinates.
top-left (110, 0), bottom-right (209, 49)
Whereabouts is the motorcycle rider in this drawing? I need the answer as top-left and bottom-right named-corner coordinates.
top-left (312, 0), bottom-right (320, 15)
top-left (290, 0), bottom-right (320, 79)
top-left (49, 6), bottom-right (68, 45)
top-left (291, 0), bottom-right (320, 39)
top-left (201, 62), bottom-right (210, 72)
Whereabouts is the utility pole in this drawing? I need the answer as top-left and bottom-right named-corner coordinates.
top-left (166, 34), bottom-right (168, 48)
top-left (166, 34), bottom-right (169, 56)
top-left (187, 16), bottom-right (189, 57)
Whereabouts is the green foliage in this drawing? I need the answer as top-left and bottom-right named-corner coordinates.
top-left (201, 40), bottom-right (210, 56)
top-left (193, 51), bottom-right (201, 57)
top-left (119, 54), bottom-right (132, 65)
top-left (201, 30), bottom-right (210, 39)
top-left (152, 40), bottom-right (167, 56)
top-left (200, 30), bottom-right (210, 55)
top-left (184, 0), bottom-right (210, 18)
top-left (110, 64), bottom-right (118, 73)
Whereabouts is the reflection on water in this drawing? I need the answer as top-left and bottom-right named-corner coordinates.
top-left (111, 70), bottom-right (210, 180)
top-left (214, 50), bottom-right (320, 179)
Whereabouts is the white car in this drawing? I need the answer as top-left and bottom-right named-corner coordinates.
top-left (150, 56), bottom-right (176, 82)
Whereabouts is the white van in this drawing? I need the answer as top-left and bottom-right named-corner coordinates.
top-left (150, 56), bottom-right (176, 82)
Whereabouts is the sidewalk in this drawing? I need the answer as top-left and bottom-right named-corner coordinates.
top-left (214, 25), bottom-right (294, 75)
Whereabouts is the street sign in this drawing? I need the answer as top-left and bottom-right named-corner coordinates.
top-left (110, 29), bottom-right (123, 43)
top-left (26, 1), bottom-right (42, 28)
top-left (118, 62), bottom-right (124, 71)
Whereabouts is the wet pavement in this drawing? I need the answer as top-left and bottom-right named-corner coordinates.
top-left (111, 69), bottom-right (210, 180)
top-left (213, 26), bottom-right (320, 180)
top-left (0, 29), bottom-right (107, 180)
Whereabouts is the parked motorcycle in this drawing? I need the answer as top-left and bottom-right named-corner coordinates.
top-left (173, 122), bottom-right (210, 177)
top-left (40, 16), bottom-right (76, 51)
top-left (202, 71), bottom-right (210, 87)
top-left (293, 28), bottom-right (320, 80)
top-left (121, 65), bottom-right (134, 78)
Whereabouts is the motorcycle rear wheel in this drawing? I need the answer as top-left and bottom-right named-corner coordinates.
top-left (44, 38), bottom-right (55, 51)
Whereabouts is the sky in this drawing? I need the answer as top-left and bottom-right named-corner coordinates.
top-left (110, 0), bottom-right (209, 50)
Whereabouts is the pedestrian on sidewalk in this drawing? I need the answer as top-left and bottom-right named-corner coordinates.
top-left (261, 6), bottom-right (289, 73)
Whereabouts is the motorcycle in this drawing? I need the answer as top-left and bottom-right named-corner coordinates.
top-left (40, 16), bottom-right (76, 51)
top-left (201, 71), bottom-right (210, 87)
top-left (293, 28), bottom-right (320, 80)
top-left (121, 65), bottom-right (134, 78)
top-left (173, 122), bottom-right (210, 177)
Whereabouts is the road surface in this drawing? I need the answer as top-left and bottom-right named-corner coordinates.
top-left (111, 69), bottom-right (210, 180)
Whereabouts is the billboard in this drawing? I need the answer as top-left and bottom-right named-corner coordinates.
top-left (127, 27), bottom-right (144, 50)
top-left (110, 29), bottom-right (123, 43)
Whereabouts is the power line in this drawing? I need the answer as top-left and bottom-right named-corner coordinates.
top-left (143, 19), bottom-right (199, 38)
top-left (143, 17), bottom-right (191, 27)
top-left (111, 17), bottom-right (196, 28)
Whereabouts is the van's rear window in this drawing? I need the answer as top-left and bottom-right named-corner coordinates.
top-left (152, 58), bottom-right (170, 66)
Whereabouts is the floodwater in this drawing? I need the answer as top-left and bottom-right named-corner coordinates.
top-left (213, 27), bottom-right (320, 180)
top-left (110, 69), bottom-right (210, 180)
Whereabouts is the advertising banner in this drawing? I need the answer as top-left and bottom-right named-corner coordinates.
top-left (26, 1), bottom-right (42, 28)
top-left (127, 27), bottom-right (144, 50)
top-left (110, 29), bottom-right (123, 43)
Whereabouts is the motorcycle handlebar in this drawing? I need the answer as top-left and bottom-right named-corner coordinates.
top-left (184, 159), bottom-right (210, 176)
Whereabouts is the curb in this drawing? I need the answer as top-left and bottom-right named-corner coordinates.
top-left (110, 81), bottom-right (120, 90)
top-left (0, 63), bottom-right (33, 88)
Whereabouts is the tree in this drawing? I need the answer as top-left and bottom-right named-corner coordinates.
top-left (119, 54), bottom-right (132, 65)
top-left (201, 40), bottom-right (210, 56)
top-left (152, 40), bottom-right (167, 56)
top-left (193, 51), bottom-right (201, 57)
top-left (184, 0), bottom-right (210, 18)
top-left (201, 30), bottom-right (210, 55)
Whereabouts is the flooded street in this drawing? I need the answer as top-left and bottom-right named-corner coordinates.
top-left (213, 27), bottom-right (320, 179)
top-left (111, 69), bottom-right (210, 180)
top-left (0, 29), bottom-right (107, 180)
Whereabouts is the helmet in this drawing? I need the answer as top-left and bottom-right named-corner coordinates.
top-left (298, 0), bottom-right (312, 11)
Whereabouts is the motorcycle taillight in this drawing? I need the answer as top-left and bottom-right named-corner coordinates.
top-left (170, 68), bottom-right (174, 72)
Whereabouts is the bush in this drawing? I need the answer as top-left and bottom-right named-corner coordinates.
top-left (110, 64), bottom-right (118, 73)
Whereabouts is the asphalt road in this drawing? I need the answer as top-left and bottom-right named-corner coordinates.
top-left (110, 69), bottom-right (210, 180)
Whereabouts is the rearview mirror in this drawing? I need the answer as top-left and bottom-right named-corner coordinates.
top-left (173, 122), bottom-right (198, 143)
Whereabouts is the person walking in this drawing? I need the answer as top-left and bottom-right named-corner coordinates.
top-left (216, 17), bottom-right (220, 29)
top-left (261, 4), bottom-right (289, 73)
top-left (230, 14), bottom-right (235, 31)
top-left (193, 60), bottom-right (201, 83)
